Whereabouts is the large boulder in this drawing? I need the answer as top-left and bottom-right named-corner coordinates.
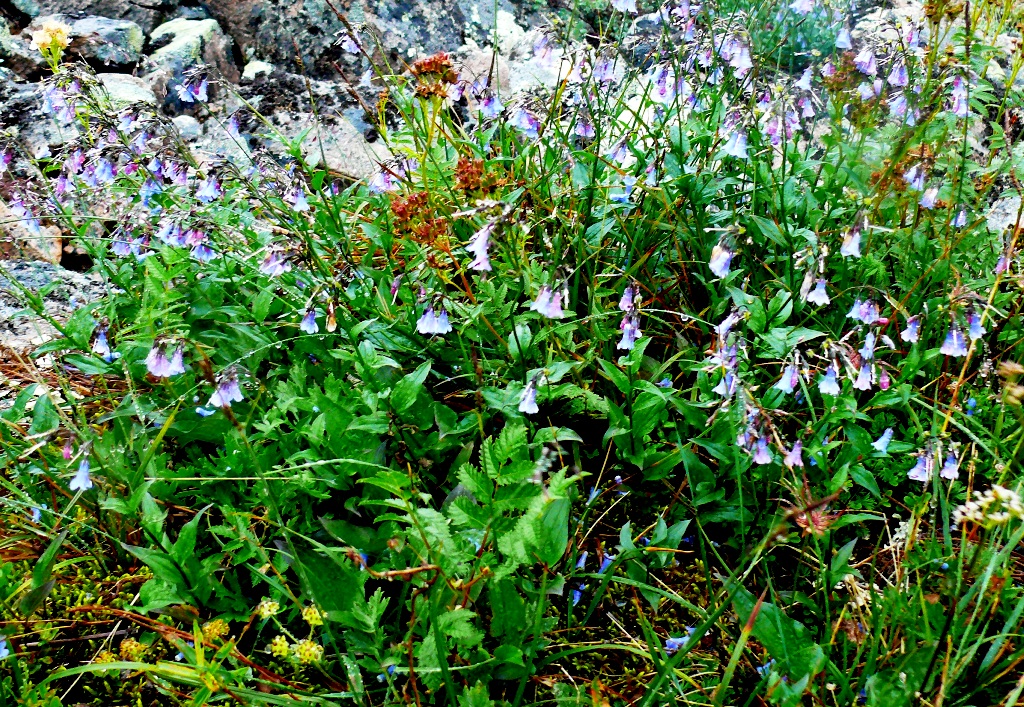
top-left (204, 0), bottom-right (476, 76)
top-left (0, 17), bottom-right (46, 78)
top-left (66, 15), bottom-right (144, 65)
top-left (20, 14), bottom-right (145, 67)
top-left (9, 0), bottom-right (178, 36)
top-left (143, 17), bottom-right (239, 111)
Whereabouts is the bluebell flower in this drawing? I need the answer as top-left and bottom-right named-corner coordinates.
top-left (196, 407), bottom-right (216, 417)
top-left (576, 551), bottom-right (588, 570)
top-left (289, 188), bottom-right (309, 212)
top-left (587, 487), bottom-right (599, 505)
top-left (940, 325), bottom-right (968, 357)
top-left (966, 397), bottom-right (977, 416)
top-left (887, 60), bottom-right (908, 87)
top-left (904, 165), bottom-right (926, 191)
top-left (908, 453), bottom-right (930, 483)
top-left (774, 365), bottom-right (799, 395)
top-left (617, 312), bottom-right (642, 350)
top-left (953, 209), bottom-right (968, 228)
top-left (807, 279), bottom-right (830, 306)
top-left (95, 159), bottom-right (116, 183)
top-left (784, 440), bottom-right (804, 468)
top-left (939, 451), bottom-right (959, 480)
top-left (708, 242), bottom-right (733, 278)
top-left (260, 251), bottom-right (291, 277)
top-left (529, 286), bottom-right (564, 319)
top-left (512, 108), bottom-right (540, 138)
top-left (300, 308), bottom-right (319, 334)
top-left (753, 437), bottom-right (773, 465)
top-left (598, 554), bottom-right (616, 574)
top-left (139, 178), bottom-right (162, 206)
top-left (572, 584), bottom-right (586, 606)
top-left (664, 635), bottom-right (689, 654)
top-left (966, 310), bottom-right (985, 341)
top-left (854, 47), bottom-right (877, 76)
top-left (819, 365), bottom-right (841, 396)
top-left (835, 28), bottom-right (852, 49)
top-left (478, 93), bottom-right (503, 119)
top-left (574, 118), bottom-right (596, 140)
top-left (840, 224), bottom-right (862, 258)
top-left (209, 373), bottom-right (244, 408)
top-left (859, 332), bottom-right (876, 360)
top-left (0, 638), bottom-right (9, 660)
top-left (341, 33), bottom-right (360, 53)
top-left (417, 305), bottom-right (452, 335)
top-left (853, 363), bottom-right (873, 391)
top-left (871, 428), bottom-right (893, 453)
top-left (919, 186), bottom-right (938, 209)
top-left (722, 129), bottom-right (749, 159)
top-left (195, 176), bottom-right (221, 203)
top-left (756, 658), bottom-right (777, 677)
top-left (949, 76), bottom-right (969, 117)
top-left (901, 315), bottom-right (920, 343)
top-left (70, 458), bottom-right (93, 492)
top-left (468, 222), bottom-right (493, 271)
top-left (518, 378), bottom-right (539, 415)
top-left (795, 67), bottom-right (813, 91)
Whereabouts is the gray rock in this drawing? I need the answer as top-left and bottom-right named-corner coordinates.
top-left (14, 0), bottom-right (179, 35)
top-left (144, 17), bottom-right (239, 112)
top-left (0, 17), bottom-right (47, 78)
top-left (242, 59), bottom-right (273, 80)
top-left (67, 15), bottom-right (144, 66)
top-left (205, 0), bottom-right (470, 77)
top-left (17, 15), bottom-right (145, 67)
top-left (97, 72), bottom-right (157, 105)
top-left (298, 114), bottom-right (391, 179)
top-left (987, 195), bottom-right (1022, 235)
top-left (171, 114), bottom-right (202, 139)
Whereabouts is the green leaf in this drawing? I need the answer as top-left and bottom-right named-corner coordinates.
top-left (28, 393), bottom-right (60, 436)
top-left (294, 547), bottom-right (367, 620)
top-left (598, 358), bottom-right (631, 395)
top-left (32, 530), bottom-right (68, 589)
top-left (488, 579), bottom-right (526, 639)
top-left (18, 580), bottom-right (55, 617)
top-left (391, 361), bottom-right (431, 415)
top-left (535, 497), bottom-right (570, 567)
top-left (122, 545), bottom-right (189, 591)
top-left (171, 505), bottom-right (210, 565)
top-left (850, 465), bottom-right (881, 498)
top-left (732, 587), bottom-right (823, 681)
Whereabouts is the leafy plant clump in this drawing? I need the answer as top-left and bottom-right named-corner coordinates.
top-left (2, 0), bottom-right (1024, 704)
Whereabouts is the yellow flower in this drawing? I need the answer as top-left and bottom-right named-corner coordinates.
top-left (269, 635), bottom-right (289, 658)
top-left (29, 19), bottom-right (72, 53)
top-left (94, 650), bottom-right (117, 664)
top-left (202, 619), bottom-right (230, 640)
top-left (292, 639), bottom-right (324, 664)
top-left (301, 605), bottom-right (323, 626)
top-left (256, 600), bottom-right (280, 619)
top-left (118, 638), bottom-right (146, 661)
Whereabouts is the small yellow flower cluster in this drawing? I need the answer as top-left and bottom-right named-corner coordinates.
top-left (269, 635), bottom-right (289, 658)
top-left (93, 650), bottom-right (118, 664)
top-left (301, 605), bottom-right (323, 626)
top-left (29, 19), bottom-right (72, 53)
top-left (203, 619), bottom-right (230, 640)
top-left (119, 638), bottom-right (146, 661)
top-left (292, 638), bottom-right (324, 664)
top-left (256, 599), bottom-right (280, 619)
top-left (954, 485), bottom-right (1024, 528)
